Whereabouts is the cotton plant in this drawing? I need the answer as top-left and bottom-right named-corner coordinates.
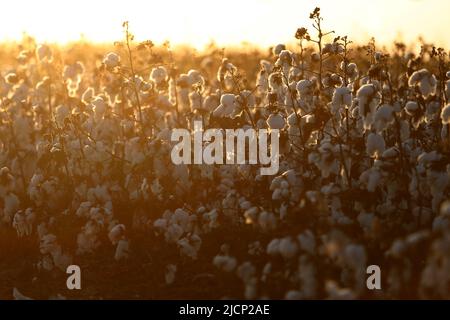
top-left (0, 8), bottom-right (450, 300)
top-left (408, 68), bottom-right (437, 98)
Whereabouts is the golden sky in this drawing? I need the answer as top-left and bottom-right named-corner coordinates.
top-left (0, 0), bottom-right (449, 49)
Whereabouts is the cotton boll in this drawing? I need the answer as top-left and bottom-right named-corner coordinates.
top-left (278, 237), bottom-right (299, 259)
top-left (244, 278), bottom-right (258, 299)
top-left (177, 74), bottom-right (190, 89)
top-left (130, 75), bottom-right (151, 91)
top-left (114, 239), bottom-right (129, 261)
top-left (309, 52), bottom-right (319, 63)
top-left (153, 218), bottom-right (167, 233)
top-left (37, 255), bottom-right (54, 271)
top-left (260, 59), bottom-right (273, 73)
top-left (187, 69), bottom-right (205, 87)
top-left (203, 94), bottom-right (220, 112)
top-left (76, 221), bottom-right (101, 255)
top-left (91, 96), bottom-right (107, 119)
top-left (417, 151), bottom-right (442, 167)
top-left (285, 290), bottom-right (302, 300)
top-left (446, 80), bottom-right (450, 99)
top-left (87, 184), bottom-right (111, 204)
top-left (13, 208), bottom-right (35, 237)
top-left (357, 84), bottom-right (380, 129)
top-left (108, 224), bottom-right (126, 245)
top-left (374, 51), bottom-right (384, 62)
top-left (237, 262), bottom-right (256, 283)
top-left (275, 50), bottom-right (293, 76)
top-left (322, 42), bottom-right (344, 55)
top-left (267, 238), bottom-right (280, 256)
top-left (213, 94), bottom-right (236, 117)
top-left (408, 69), bottom-right (423, 86)
top-left (171, 208), bottom-right (190, 231)
top-left (217, 58), bottom-right (237, 84)
top-left (5, 73), bottom-right (19, 85)
top-left (296, 79), bottom-right (313, 97)
top-left (177, 234), bottom-right (202, 259)
top-left (344, 244), bottom-right (367, 272)
top-left (213, 255), bottom-right (237, 272)
top-left (258, 211), bottom-right (277, 231)
top-left (442, 124), bottom-right (449, 140)
top-left (297, 230), bottom-right (316, 254)
top-left (419, 72), bottom-right (437, 97)
top-left (37, 223), bottom-right (48, 240)
top-left (165, 223), bottom-right (184, 243)
top-left (273, 44), bottom-right (286, 56)
top-left (12, 211), bottom-right (26, 237)
top-left (189, 91), bottom-right (202, 111)
top-left (332, 87), bottom-right (352, 109)
top-left (277, 50), bottom-right (292, 64)
top-left (330, 209), bottom-right (352, 226)
top-left (381, 147), bottom-right (399, 160)
top-left (271, 188), bottom-right (283, 201)
top-left (165, 264), bottom-right (177, 285)
top-left (62, 62), bottom-right (84, 87)
top-left (36, 44), bottom-right (53, 62)
top-left (239, 199), bottom-right (252, 211)
top-left (432, 214), bottom-right (450, 232)
top-left (13, 288), bottom-right (33, 300)
top-left (366, 132), bottom-right (385, 157)
top-left (76, 201), bottom-right (92, 218)
top-left (405, 101), bottom-right (419, 116)
top-left (0, 167), bottom-right (15, 197)
top-left (17, 49), bottom-right (34, 65)
top-left (150, 66), bottom-right (168, 85)
top-left (3, 193), bottom-right (20, 222)
top-left (408, 69), bottom-right (437, 98)
top-left (287, 112), bottom-right (300, 126)
top-left (244, 206), bottom-right (259, 224)
top-left (81, 87), bottom-right (95, 105)
top-left (374, 104), bottom-right (394, 133)
top-left (439, 201), bottom-right (450, 218)
top-left (55, 105), bottom-right (70, 127)
top-left (237, 90), bottom-right (256, 109)
top-left (325, 281), bottom-right (356, 300)
top-left (425, 101), bottom-right (440, 123)
top-left (40, 234), bottom-right (59, 255)
top-left (257, 71), bottom-right (269, 93)
top-left (344, 63), bottom-right (359, 81)
top-left (412, 207), bottom-right (433, 226)
top-left (268, 72), bottom-right (283, 91)
top-left (359, 167), bottom-right (381, 192)
top-left (288, 66), bottom-right (304, 83)
top-left (267, 113), bottom-right (286, 129)
top-left (52, 250), bottom-right (73, 271)
top-left (441, 104), bottom-right (450, 124)
top-left (203, 209), bottom-right (219, 230)
top-left (103, 52), bottom-right (121, 69)
top-left (308, 141), bottom-right (340, 178)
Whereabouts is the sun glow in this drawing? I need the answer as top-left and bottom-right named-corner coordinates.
top-left (0, 0), bottom-right (449, 49)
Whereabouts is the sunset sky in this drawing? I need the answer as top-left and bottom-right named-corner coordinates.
top-left (0, 0), bottom-right (448, 49)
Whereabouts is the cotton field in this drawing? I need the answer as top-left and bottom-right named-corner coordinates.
top-left (1, 8), bottom-right (450, 300)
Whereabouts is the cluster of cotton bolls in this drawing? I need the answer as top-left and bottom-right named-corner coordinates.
top-left (153, 208), bottom-right (202, 259)
top-left (0, 12), bottom-right (449, 299)
top-left (37, 225), bottom-right (73, 272)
